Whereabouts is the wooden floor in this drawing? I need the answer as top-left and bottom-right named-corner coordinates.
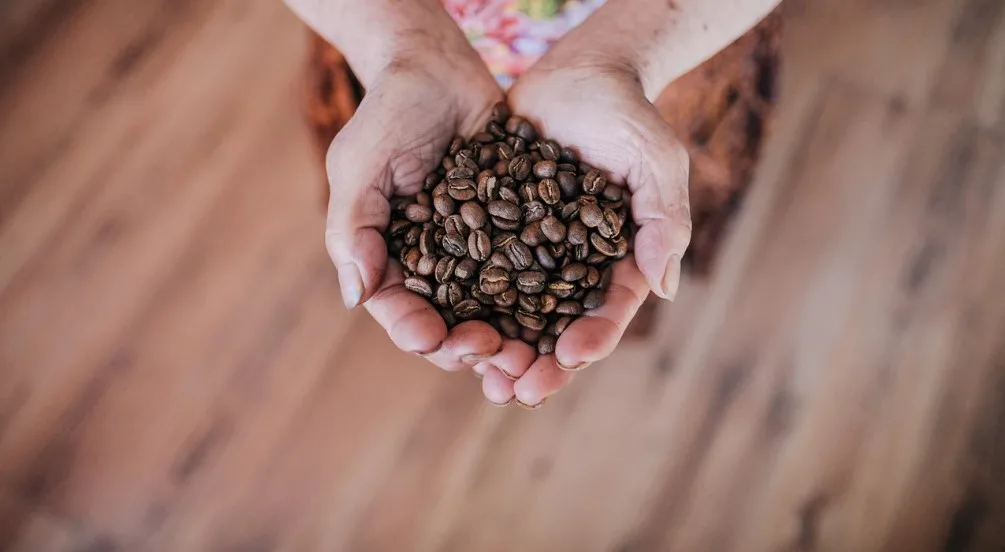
top-left (2, 0), bottom-right (1004, 550)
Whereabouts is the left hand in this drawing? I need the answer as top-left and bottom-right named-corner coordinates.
top-left (477, 52), bottom-right (693, 408)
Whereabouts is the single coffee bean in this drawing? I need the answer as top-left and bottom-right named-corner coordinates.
top-left (494, 159), bottom-right (510, 177)
top-left (476, 173), bottom-right (499, 202)
top-left (471, 286), bottom-right (495, 306)
top-left (491, 101), bottom-right (511, 124)
top-left (579, 202), bottom-right (604, 227)
top-left (530, 151), bottom-right (543, 164)
top-left (556, 171), bottom-right (578, 198)
top-left (432, 181), bottom-right (449, 197)
top-left (517, 182), bottom-right (537, 204)
top-left (453, 299), bottom-right (482, 319)
top-left (479, 267), bottom-right (510, 295)
top-left (492, 232), bottom-right (518, 248)
top-left (498, 187), bottom-right (520, 205)
top-left (567, 221), bottom-right (588, 245)
top-left (415, 192), bottom-right (431, 207)
top-left (460, 201), bottom-right (487, 230)
top-left (404, 276), bottom-right (433, 297)
top-left (488, 250), bottom-right (514, 272)
top-left (583, 289), bottom-right (605, 310)
top-left (506, 241), bottom-right (534, 270)
top-left (435, 256), bottom-right (458, 283)
top-left (404, 225), bottom-right (421, 246)
top-left (435, 283), bottom-right (456, 307)
top-left (472, 131), bottom-right (494, 144)
top-left (597, 207), bottom-right (622, 238)
top-left (540, 294), bottom-right (558, 314)
top-left (446, 166), bottom-right (475, 182)
top-left (487, 200), bottom-right (521, 221)
top-left (535, 245), bottom-right (557, 271)
top-left (548, 242), bottom-right (567, 259)
top-left (516, 119), bottom-right (538, 142)
top-left (418, 227), bottom-right (435, 255)
top-left (522, 200), bottom-right (547, 223)
top-left (556, 301), bottom-right (584, 315)
top-left (505, 115), bottom-right (524, 135)
top-left (518, 292), bottom-right (540, 313)
top-left (433, 194), bottom-right (456, 217)
top-left (448, 136), bottom-right (464, 156)
top-left (540, 215), bottom-right (567, 243)
top-left (537, 335), bottom-right (556, 355)
top-left (442, 156), bottom-right (455, 171)
top-left (533, 160), bottom-right (557, 179)
top-left (552, 315), bottom-right (573, 336)
top-left (559, 146), bottom-right (578, 163)
top-left (498, 315), bottom-right (521, 338)
top-left (516, 271), bottom-right (547, 294)
top-left (441, 308), bottom-right (458, 327)
top-left (548, 280), bottom-right (576, 298)
top-left (520, 221), bottom-right (546, 247)
top-left (447, 179), bottom-right (477, 201)
top-left (601, 184), bottom-right (623, 202)
top-left (496, 142), bottom-right (514, 161)
top-left (493, 305), bottom-right (515, 317)
top-left (412, 254), bottom-right (435, 277)
top-left (495, 288), bottom-right (518, 307)
top-left (492, 216), bottom-right (520, 231)
top-left (515, 310), bottom-right (547, 331)
top-left (586, 252), bottom-right (608, 265)
top-left (468, 230), bottom-right (492, 261)
top-left (560, 200), bottom-right (580, 221)
top-left (521, 327), bottom-right (542, 344)
top-left (590, 233), bottom-right (618, 256)
top-left (434, 226), bottom-right (447, 245)
top-left (487, 121), bottom-right (507, 140)
top-left (424, 172), bottom-right (441, 190)
top-left (583, 266), bottom-right (601, 288)
top-left (508, 154), bottom-right (532, 181)
top-left (613, 235), bottom-right (629, 259)
top-left (442, 233), bottom-right (468, 257)
top-left (454, 258), bottom-right (478, 280)
top-left (433, 212), bottom-right (443, 225)
top-left (539, 140), bottom-right (561, 161)
top-left (443, 214), bottom-right (467, 237)
top-left (561, 263), bottom-right (588, 282)
top-left (390, 196), bottom-right (414, 212)
top-left (538, 179), bottom-right (561, 205)
top-left (455, 150), bottom-right (478, 171)
top-left (389, 219), bottom-right (411, 237)
top-left (600, 266), bottom-right (613, 289)
top-left (511, 137), bottom-right (527, 154)
top-left (572, 243), bottom-right (590, 261)
top-left (403, 247), bottom-right (421, 273)
top-left (582, 169), bottom-right (606, 195)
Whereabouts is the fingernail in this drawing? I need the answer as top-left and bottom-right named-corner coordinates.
top-left (499, 368), bottom-right (518, 381)
top-left (337, 263), bottom-right (363, 309)
top-left (516, 399), bottom-right (546, 410)
top-left (461, 353), bottom-right (494, 365)
top-left (473, 371), bottom-right (483, 380)
top-left (557, 360), bottom-right (591, 372)
top-left (661, 254), bottom-right (682, 301)
top-left (489, 397), bottom-right (514, 407)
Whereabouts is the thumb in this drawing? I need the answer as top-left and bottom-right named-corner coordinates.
top-left (629, 134), bottom-right (692, 301)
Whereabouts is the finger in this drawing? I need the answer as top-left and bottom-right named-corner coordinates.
top-left (513, 355), bottom-right (575, 408)
top-left (480, 364), bottom-right (516, 406)
top-left (487, 339), bottom-right (537, 380)
top-left (628, 126), bottom-right (692, 300)
top-left (554, 256), bottom-right (649, 370)
top-left (422, 320), bottom-right (502, 372)
top-left (363, 262), bottom-right (448, 356)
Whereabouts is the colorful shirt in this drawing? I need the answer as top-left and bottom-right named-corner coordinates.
top-left (442, 0), bottom-right (607, 89)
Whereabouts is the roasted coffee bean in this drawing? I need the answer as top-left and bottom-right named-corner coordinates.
top-left (533, 160), bottom-right (557, 179)
top-left (487, 200), bottom-right (521, 221)
top-left (560, 200), bottom-right (580, 221)
top-left (613, 235), bottom-right (629, 259)
top-left (454, 299), bottom-right (482, 319)
top-left (403, 247), bottom-right (421, 273)
top-left (488, 251), bottom-right (514, 272)
top-left (586, 252), bottom-right (608, 265)
top-left (432, 181), bottom-right (448, 197)
top-left (530, 151), bottom-right (543, 164)
top-left (559, 146), bottom-right (579, 163)
top-left (404, 276), bottom-right (433, 297)
top-left (522, 200), bottom-right (547, 223)
top-left (601, 184), bottom-right (623, 201)
top-left (492, 216), bottom-right (520, 231)
top-left (433, 194), bottom-right (456, 217)
top-left (556, 171), bottom-right (578, 198)
top-left (510, 136), bottom-right (527, 154)
top-left (579, 202), bottom-right (604, 227)
top-left (468, 230), bottom-right (492, 261)
top-left (447, 166), bottom-right (475, 182)
top-left (506, 241), bottom-right (534, 270)
top-left (583, 289), bottom-right (605, 310)
top-left (404, 225), bottom-right (422, 246)
top-left (548, 280), bottom-right (576, 298)
top-left (460, 201), bottom-right (487, 230)
top-left (561, 263), bottom-right (588, 282)
top-left (414, 192), bottom-right (431, 207)
top-left (494, 159), bottom-right (510, 177)
top-left (492, 232), bottom-right (518, 248)
top-left (455, 150), bottom-right (478, 171)
top-left (567, 221), bottom-right (588, 245)
top-left (520, 221), bottom-right (545, 247)
top-left (520, 327), bottom-right (541, 344)
top-left (418, 227), bottom-right (435, 255)
top-left (442, 156), bottom-right (455, 171)
top-left (448, 136), bottom-right (465, 156)
top-left (471, 287), bottom-right (496, 306)
top-left (535, 245), bottom-right (557, 271)
top-left (582, 169), bottom-right (606, 195)
top-left (512, 118), bottom-right (538, 142)
top-left (505, 115), bottom-right (524, 135)
top-left (548, 243), bottom-right (567, 258)
top-left (441, 308), bottom-right (458, 327)
top-left (498, 187), bottom-right (520, 204)
top-left (571, 243), bottom-right (590, 261)
top-left (441, 282), bottom-right (464, 307)
top-left (425, 172), bottom-right (442, 190)
top-left (479, 267), bottom-right (510, 295)
top-left (540, 215), bottom-right (567, 243)
top-left (496, 141), bottom-right (514, 161)
top-left (518, 181), bottom-right (538, 203)
top-left (487, 121), bottom-right (507, 140)
top-left (600, 266), bottom-right (614, 289)
top-left (540, 294), bottom-right (558, 314)
top-left (552, 316), bottom-right (573, 336)
top-left (476, 173), bottom-right (499, 202)
top-left (517, 292), bottom-right (540, 313)
top-left (591, 234), bottom-right (618, 256)
top-left (495, 288), bottom-right (518, 307)
top-left (537, 335), bottom-right (556, 355)
top-left (539, 140), bottom-right (560, 161)
top-left (597, 207), bottom-right (622, 238)
top-left (516, 271), bottom-right (547, 294)
top-left (538, 178), bottom-right (561, 205)
top-left (443, 214), bottom-right (467, 237)
top-left (498, 315), bottom-right (521, 338)
top-left (508, 154), bottom-right (532, 181)
top-left (454, 258), bottom-right (478, 281)
top-left (442, 233), bottom-right (468, 257)
top-left (433, 212), bottom-right (443, 225)
top-left (472, 131), bottom-right (494, 144)
top-left (390, 196), bottom-right (414, 213)
top-left (447, 179), bottom-right (477, 201)
top-left (434, 227), bottom-right (447, 245)
top-left (417, 254), bottom-right (438, 276)
top-left (583, 266), bottom-right (601, 288)
top-left (389, 219), bottom-right (411, 237)
top-left (515, 310), bottom-right (546, 331)
top-left (435, 256), bottom-right (458, 283)
top-left (556, 301), bottom-right (584, 315)
top-left (491, 101), bottom-right (511, 124)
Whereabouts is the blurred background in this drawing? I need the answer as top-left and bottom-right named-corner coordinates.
top-left (1, 0), bottom-right (1004, 551)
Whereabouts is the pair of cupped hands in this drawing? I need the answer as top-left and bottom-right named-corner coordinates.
top-left (324, 37), bottom-right (692, 408)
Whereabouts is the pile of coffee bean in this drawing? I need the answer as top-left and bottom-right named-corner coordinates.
top-left (385, 102), bottom-right (633, 355)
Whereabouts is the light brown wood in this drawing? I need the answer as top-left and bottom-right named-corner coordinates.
top-left (1, 0), bottom-right (1004, 551)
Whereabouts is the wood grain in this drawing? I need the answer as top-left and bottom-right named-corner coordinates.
top-left (1, 0), bottom-right (1003, 550)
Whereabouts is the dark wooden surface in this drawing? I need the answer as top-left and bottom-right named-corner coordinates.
top-left (1, 0), bottom-right (1004, 550)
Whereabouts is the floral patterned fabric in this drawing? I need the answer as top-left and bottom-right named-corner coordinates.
top-left (442, 0), bottom-right (607, 89)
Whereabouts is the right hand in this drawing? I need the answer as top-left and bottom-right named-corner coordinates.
top-left (324, 51), bottom-right (509, 371)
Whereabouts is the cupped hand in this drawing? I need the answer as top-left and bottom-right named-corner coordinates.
top-left (481, 54), bottom-right (693, 407)
top-left (324, 52), bottom-right (506, 370)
